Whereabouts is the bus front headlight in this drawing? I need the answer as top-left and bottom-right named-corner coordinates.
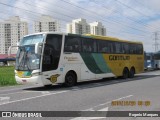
top-left (31, 72), bottom-right (42, 76)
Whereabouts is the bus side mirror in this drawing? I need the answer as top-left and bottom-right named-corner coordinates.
top-left (35, 42), bottom-right (43, 55)
top-left (8, 45), bottom-right (19, 56)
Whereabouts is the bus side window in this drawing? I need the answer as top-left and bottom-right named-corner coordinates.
top-left (82, 38), bottom-right (97, 53)
top-left (98, 40), bottom-right (108, 53)
top-left (123, 43), bottom-right (129, 54)
top-left (64, 36), bottom-right (81, 52)
top-left (137, 44), bottom-right (143, 54)
top-left (108, 42), bottom-right (112, 54)
top-left (129, 44), bottom-right (135, 54)
top-left (115, 42), bottom-right (123, 54)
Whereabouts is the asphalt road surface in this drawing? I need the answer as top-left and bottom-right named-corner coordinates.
top-left (0, 70), bottom-right (160, 120)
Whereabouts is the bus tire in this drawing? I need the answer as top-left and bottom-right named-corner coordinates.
top-left (44, 84), bottom-right (52, 88)
top-left (122, 67), bottom-right (129, 79)
top-left (129, 67), bottom-right (135, 78)
top-left (65, 71), bottom-right (77, 87)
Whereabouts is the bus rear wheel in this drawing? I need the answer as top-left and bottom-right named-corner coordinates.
top-left (65, 71), bottom-right (76, 87)
top-left (129, 67), bottom-right (135, 78)
top-left (122, 68), bottom-right (129, 79)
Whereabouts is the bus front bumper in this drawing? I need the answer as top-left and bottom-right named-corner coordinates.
top-left (15, 75), bottom-right (44, 86)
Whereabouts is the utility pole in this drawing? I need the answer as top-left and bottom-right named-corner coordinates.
top-left (153, 31), bottom-right (160, 52)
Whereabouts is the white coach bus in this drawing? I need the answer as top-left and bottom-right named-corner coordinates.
top-left (9, 32), bottom-right (144, 87)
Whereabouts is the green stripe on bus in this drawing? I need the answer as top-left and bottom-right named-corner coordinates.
top-left (80, 53), bottom-right (103, 74)
top-left (92, 53), bottom-right (112, 73)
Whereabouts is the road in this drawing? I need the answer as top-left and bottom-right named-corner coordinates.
top-left (0, 70), bottom-right (160, 120)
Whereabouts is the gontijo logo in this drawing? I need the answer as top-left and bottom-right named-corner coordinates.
top-left (109, 55), bottom-right (130, 60)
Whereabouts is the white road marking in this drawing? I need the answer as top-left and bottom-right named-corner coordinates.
top-left (0, 97), bottom-right (10, 101)
top-left (88, 95), bottom-right (133, 109)
top-left (71, 118), bottom-right (104, 120)
top-left (71, 95), bottom-right (133, 120)
top-left (153, 73), bottom-right (159, 75)
top-left (0, 86), bottom-right (34, 93)
top-left (0, 88), bottom-right (24, 92)
top-left (0, 90), bottom-right (68, 106)
top-left (113, 95), bottom-right (133, 101)
top-left (0, 85), bottom-right (39, 93)
top-left (98, 107), bottom-right (108, 111)
top-left (71, 107), bottom-right (108, 120)
top-left (41, 91), bottom-right (50, 94)
top-left (0, 97), bottom-right (10, 104)
top-left (71, 86), bottom-right (80, 90)
top-left (0, 91), bottom-right (31, 96)
top-left (0, 85), bottom-right (24, 89)
top-left (0, 90), bottom-right (45, 96)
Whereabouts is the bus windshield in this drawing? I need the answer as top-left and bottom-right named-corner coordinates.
top-left (16, 34), bottom-right (44, 71)
top-left (16, 45), bottom-right (41, 71)
top-left (19, 34), bottom-right (44, 45)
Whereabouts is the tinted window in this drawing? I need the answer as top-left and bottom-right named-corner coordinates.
top-left (108, 42), bottom-right (115, 54)
top-left (129, 44), bottom-right (136, 54)
top-left (64, 36), bottom-right (81, 52)
top-left (115, 42), bottom-right (123, 54)
top-left (82, 38), bottom-right (97, 52)
top-left (98, 40), bottom-right (109, 53)
top-left (42, 34), bottom-right (62, 71)
top-left (123, 43), bottom-right (129, 54)
top-left (129, 43), bottom-right (143, 54)
top-left (154, 53), bottom-right (160, 60)
top-left (136, 44), bottom-right (143, 54)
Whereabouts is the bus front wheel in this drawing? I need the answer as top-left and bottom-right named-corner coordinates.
top-left (65, 71), bottom-right (77, 87)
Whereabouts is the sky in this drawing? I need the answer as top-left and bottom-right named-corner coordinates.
top-left (0, 0), bottom-right (160, 52)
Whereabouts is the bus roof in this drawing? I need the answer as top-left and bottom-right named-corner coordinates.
top-left (23, 32), bottom-right (67, 37)
top-left (84, 34), bottom-right (143, 44)
top-left (23, 32), bottom-right (142, 44)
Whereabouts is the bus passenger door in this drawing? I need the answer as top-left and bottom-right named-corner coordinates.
top-left (42, 34), bottom-right (62, 84)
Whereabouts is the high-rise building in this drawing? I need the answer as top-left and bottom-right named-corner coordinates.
top-left (67, 18), bottom-right (106, 36)
top-left (0, 16), bottom-right (28, 54)
top-left (89, 21), bottom-right (106, 36)
top-left (67, 18), bottom-right (90, 34)
top-left (34, 15), bottom-right (60, 33)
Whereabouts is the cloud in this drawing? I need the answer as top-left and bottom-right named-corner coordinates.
top-left (0, 0), bottom-right (160, 52)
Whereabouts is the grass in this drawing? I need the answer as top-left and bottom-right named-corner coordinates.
top-left (0, 66), bottom-right (17, 86)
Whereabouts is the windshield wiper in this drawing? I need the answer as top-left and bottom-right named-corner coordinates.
top-left (17, 47), bottom-right (31, 71)
top-left (25, 51), bottom-right (31, 71)
top-left (17, 47), bottom-right (25, 70)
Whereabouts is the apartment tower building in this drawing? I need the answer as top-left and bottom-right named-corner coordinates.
top-left (67, 18), bottom-right (90, 34)
top-left (67, 18), bottom-right (106, 36)
top-left (0, 16), bottom-right (28, 54)
top-left (34, 15), bottom-right (60, 33)
top-left (89, 21), bottom-right (106, 36)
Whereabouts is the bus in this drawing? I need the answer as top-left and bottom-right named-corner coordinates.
top-left (154, 51), bottom-right (160, 69)
top-left (9, 32), bottom-right (144, 87)
top-left (144, 52), bottom-right (155, 70)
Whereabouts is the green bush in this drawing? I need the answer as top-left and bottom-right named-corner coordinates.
top-left (0, 66), bottom-right (17, 86)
